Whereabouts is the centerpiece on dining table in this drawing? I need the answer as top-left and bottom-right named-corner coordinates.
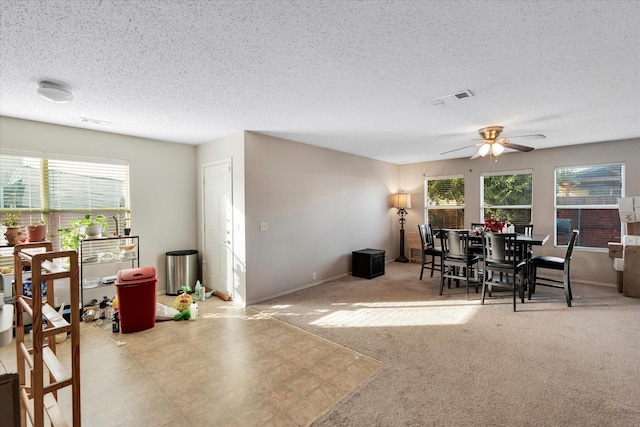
top-left (483, 218), bottom-right (505, 233)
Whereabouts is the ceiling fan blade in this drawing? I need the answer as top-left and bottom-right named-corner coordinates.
top-left (502, 141), bottom-right (534, 152)
top-left (505, 133), bottom-right (546, 140)
top-left (440, 143), bottom-right (480, 155)
top-left (470, 148), bottom-right (483, 160)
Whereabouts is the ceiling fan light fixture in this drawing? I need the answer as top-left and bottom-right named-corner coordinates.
top-left (478, 143), bottom-right (491, 157)
top-left (491, 143), bottom-right (505, 156)
top-left (37, 81), bottom-right (73, 103)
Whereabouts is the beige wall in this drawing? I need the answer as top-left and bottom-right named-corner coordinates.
top-left (243, 132), bottom-right (400, 303)
top-left (5, 114), bottom-right (632, 301)
top-left (0, 116), bottom-right (198, 297)
top-left (399, 138), bottom-right (640, 286)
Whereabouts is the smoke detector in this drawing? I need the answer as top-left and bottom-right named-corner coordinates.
top-left (37, 81), bottom-right (73, 103)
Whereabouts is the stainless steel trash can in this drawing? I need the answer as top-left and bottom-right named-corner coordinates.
top-left (165, 250), bottom-right (198, 295)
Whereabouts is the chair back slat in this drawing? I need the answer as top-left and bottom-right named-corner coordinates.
top-left (418, 224), bottom-right (436, 248)
top-left (483, 232), bottom-right (517, 265)
top-left (441, 229), bottom-right (470, 259)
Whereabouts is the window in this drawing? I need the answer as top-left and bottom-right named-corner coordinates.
top-left (481, 171), bottom-right (532, 226)
top-left (555, 164), bottom-right (623, 248)
top-left (1, 152), bottom-right (129, 267)
top-left (425, 176), bottom-right (464, 229)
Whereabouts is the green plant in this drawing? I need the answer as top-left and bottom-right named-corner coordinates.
top-left (2, 212), bottom-right (21, 227)
top-left (57, 214), bottom-right (109, 250)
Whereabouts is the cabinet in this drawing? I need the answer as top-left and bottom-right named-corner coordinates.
top-left (79, 236), bottom-right (139, 305)
top-left (13, 242), bottom-right (81, 426)
top-left (352, 249), bottom-right (385, 279)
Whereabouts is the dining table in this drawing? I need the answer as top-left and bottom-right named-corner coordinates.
top-left (468, 231), bottom-right (550, 264)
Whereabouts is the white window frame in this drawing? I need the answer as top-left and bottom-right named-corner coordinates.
top-left (480, 169), bottom-right (533, 225)
top-left (424, 174), bottom-right (465, 228)
top-left (554, 162), bottom-right (624, 251)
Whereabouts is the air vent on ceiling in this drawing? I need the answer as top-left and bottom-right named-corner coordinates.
top-left (80, 117), bottom-right (112, 125)
top-left (430, 90), bottom-right (474, 106)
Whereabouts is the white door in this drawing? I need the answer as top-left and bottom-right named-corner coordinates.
top-left (203, 161), bottom-right (233, 299)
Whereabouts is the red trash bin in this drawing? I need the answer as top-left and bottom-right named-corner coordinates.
top-left (115, 267), bottom-right (157, 333)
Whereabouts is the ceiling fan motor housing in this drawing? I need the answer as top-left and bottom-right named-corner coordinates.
top-left (479, 126), bottom-right (504, 141)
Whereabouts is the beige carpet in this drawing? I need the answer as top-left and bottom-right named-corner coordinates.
top-left (251, 262), bottom-right (640, 426)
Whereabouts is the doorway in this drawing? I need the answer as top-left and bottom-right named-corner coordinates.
top-left (203, 160), bottom-right (233, 299)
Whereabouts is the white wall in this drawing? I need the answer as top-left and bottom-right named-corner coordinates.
top-left (243, 132), bottom-right (399, 303)
top-left (0, 116), bottom-right (198, 298)
top-left (195, 131), bottom-right (247, 305)
top-left (399, 138), bottom-right (640, 286)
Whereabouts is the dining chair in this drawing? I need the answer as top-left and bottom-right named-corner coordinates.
top-left (418, 224), bottom-right (442, 279)
top-left (471, 222), bottom-right (485, 232)
top-left (469, 222), bottom-right (485, 256)
top-left (514, 224), bottom-right (534, 234)
top-left (528, 229), bottom-right (579, 307)
top-left (481, 232), bottom-right (527, 311)
top-left (514, 224), bottom-right (535, 259)
top-left (439, 229), bottom-right (481, 299)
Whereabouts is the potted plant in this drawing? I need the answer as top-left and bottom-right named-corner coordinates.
top-left (2, 212), bottom-right (22, 245)
top-left (27, 220), bottom-right (47, 242)
top-left (58, 214), bottom-right (109, 250)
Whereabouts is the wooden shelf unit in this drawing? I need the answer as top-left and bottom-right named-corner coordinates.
top-left (13, 242), bottom-right (81, 427)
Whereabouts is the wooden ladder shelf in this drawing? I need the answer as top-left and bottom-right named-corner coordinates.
top-left (13, 242), bottom-right (81, 427)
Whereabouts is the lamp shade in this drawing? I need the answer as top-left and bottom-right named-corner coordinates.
top-left (478, 143), bottom-right (491, 157)
top-left (392, 193), bottom-right (412, 209)
top-left (491, 142), bottom-right (505, 156)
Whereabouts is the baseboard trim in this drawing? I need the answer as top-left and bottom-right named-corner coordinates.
top-left (247, 272), bottom-right (351, 305)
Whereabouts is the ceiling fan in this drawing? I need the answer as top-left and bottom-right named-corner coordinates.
top-left (441, 126), bottom-right (546, 159)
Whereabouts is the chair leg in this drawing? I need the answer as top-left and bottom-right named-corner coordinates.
top-left (528, 265), bottom-right (535, 300)
top-left (481, 272), bottom-right (487, 305)
top-left (440, 268), bottom-right (445, 295)
top-left (420, 255), bottom-right (425, 281)
top-left (564, 269), bottom-right (572, 307)
top-left (430, 254), bottom-right (435, 277)
top-left (465, 267), bottom-right (470, 301)
top-left (517, 270), bottom-right (525, 313)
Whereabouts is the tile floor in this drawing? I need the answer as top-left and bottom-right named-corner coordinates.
top-left (0, 294), bottom-right (381, 426)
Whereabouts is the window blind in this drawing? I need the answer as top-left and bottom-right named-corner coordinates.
top-left (1, 152), bottom-right (130, 267)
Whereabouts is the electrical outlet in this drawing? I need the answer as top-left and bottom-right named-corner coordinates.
top-left (313, 272), bottom-right (317, 280)
top-left (260, 222), bottom-right (268, 231)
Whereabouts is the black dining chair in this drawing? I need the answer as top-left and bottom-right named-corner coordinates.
top-left (514, 224), bottom-right (534, 235)
top-left (469, 222), bottom-right (485, 256)
top-left (514, 224), bottom-right (535, 259)
top-left (481, 232), bottom-right (528, 311)
top-left (418, 224), bottom-right (442, 279)
top-left (439, 229), bottom-right (482, 299)
top-left (528, 229), bottom-right (579, 307)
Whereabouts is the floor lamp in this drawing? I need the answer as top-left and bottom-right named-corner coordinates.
top-left (392, 193), bottom-right (411, 263)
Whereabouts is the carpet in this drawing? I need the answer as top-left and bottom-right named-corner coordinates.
top-left (251, 262), bottom-right (640, 426)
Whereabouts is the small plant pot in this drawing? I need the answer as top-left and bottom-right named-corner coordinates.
top-left (85, 224), bottom-right (102, 238)
top-left (4, 226), bottom-right (22, 245)
top-left (27, 224), bottom-right (47, 242)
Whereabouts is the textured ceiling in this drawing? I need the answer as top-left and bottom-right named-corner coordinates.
top-left (1, 0), bottom-right (639, 164)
